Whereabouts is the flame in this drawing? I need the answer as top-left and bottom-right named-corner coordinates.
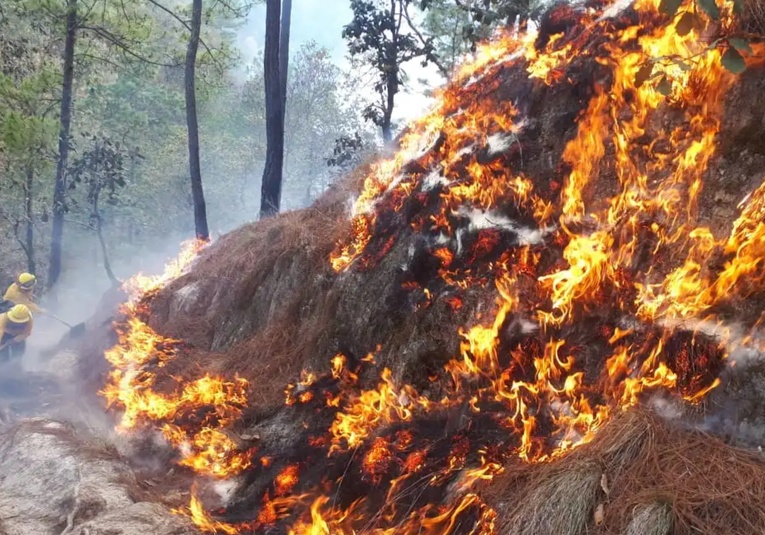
top-left (179, 493), bottom-right (239, 535)
top-left (317, 0), bottom-right (757, 526)
top-left (105, 0), bottom-right (765, 532)
top-left (329, 368), bottom-right (434, 453)
top-left (102, 242), bottom-right (256, 497)
top-left (275, 464), bottom-right (301, 496)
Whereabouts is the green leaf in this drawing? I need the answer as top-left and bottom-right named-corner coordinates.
top-left (722, 47), bottom-right (747, 74)
top-left (635, 62), bottom-right (654, 87)
top-left (657, 76), bottom-right (672, 96)
top-left (732, 0), bottom-right (744, 14)
top-left (697, 0), bottom-right (720, 20)
top-left (730, 38), bottom-right (752, 54)
top-left (675, 11), bottom-right (696, 36)
top-left (660, 0), bottom-right (683, 16)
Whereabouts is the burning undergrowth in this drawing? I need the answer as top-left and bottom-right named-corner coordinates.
top-left (94, 0), bottom-right (765, 532)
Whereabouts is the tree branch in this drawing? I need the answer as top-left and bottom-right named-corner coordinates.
top-left (80, 24), bottom-right (182, 67)
top-left (402, 2), bottom-right (448, 77)
top-left (145, 0), bottom-right (226, 73)
top-left (0, 211), bottom-right (32, 259)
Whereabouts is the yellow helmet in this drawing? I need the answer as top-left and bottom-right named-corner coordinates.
top-left (7, 304), bottom-right (31, 324)
top-left (18, 273), bottom-right (36, 290)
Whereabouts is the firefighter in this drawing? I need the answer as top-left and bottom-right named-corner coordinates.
top-left (3, 273), bottom-right (44, 314)
top-left (0, 304), bottom-right (33, 361)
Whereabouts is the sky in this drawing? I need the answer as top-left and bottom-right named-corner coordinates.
top-left (235, 0), bottom-right (444, 129)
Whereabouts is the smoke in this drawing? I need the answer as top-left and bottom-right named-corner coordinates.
top-left (0, 233), bottom-right (199, 441)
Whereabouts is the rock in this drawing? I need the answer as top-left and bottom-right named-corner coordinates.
top-left (0, 419), bottom-right (195, 535)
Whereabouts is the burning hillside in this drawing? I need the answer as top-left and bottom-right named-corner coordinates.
top-left (90, 0), bottom-right (765, 533)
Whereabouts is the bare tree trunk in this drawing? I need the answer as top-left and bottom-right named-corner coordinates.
top-left (24, 163), bottom-right (36, 274)
top-left (382, 73), bottom-right (396, 143)
top-left (279, 0), bottom-right (292, 104)
top-left (260, 0), bottom-right (285, 218)
top-left (381, 1), bottom-right (398, 144)
top-left (48, 0), bottom-right (77, 288)
top-left (185, 0), bottom-right (209, 240)
top-left (92, 187), bottom-right (118, 285)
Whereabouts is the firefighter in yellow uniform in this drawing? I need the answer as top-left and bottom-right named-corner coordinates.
top-left (0, 304), bottom-right (33, 361)
top-left (3, 273), bottom-right (44, 314)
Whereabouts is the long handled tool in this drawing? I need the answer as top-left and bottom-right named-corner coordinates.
top-left (47, 314), bottom-right (86, 337)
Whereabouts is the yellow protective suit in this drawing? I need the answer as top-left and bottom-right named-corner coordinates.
top-left (3, 283), bottom-right (44, 314)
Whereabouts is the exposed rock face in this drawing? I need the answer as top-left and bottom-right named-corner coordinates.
top-left (0, 420), bottom-right (193, 535)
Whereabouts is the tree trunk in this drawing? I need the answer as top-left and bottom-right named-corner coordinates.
top-left (259, 0), bottom-right (285, 218)
top-left (92, 186), bottom-right (118, 285)
top-left (279, 0), bottom-right (292, 105)
top-left (24, 163), bottom-right (36, 275)
top-left (381, 2), bottom-right (398, 144)
top-left (48, 0), bottom-right (77, 288)
top-left (185, 0), bottom-right (209, 240)
top-left (382, 73), bottom-right (397, 143)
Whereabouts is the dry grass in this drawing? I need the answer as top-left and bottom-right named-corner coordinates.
top-left (625, 502), bottom-right (673, 535)
top-left (220, 290), bottom-right (339, 407)
top-left (0, 419), bottom-right (119, 463)
top-left (483, 410), bottom-right (765, 535)
top-left (739, 0), bottom-right (765, 35)
top-left (147, 161), bottom-right (378, 408)
top-left (499, 460), bottom-right (602, 535)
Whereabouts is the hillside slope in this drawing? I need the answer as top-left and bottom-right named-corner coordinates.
top-left (91, 0), bottom-right (765, 534)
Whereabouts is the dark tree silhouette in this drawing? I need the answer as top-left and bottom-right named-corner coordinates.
top-left (260, 0), bottom-right (292, 218)
top-left (185, 0), bottom-right (209, 240)
top-left (48, 0), bottom-right (78, 288)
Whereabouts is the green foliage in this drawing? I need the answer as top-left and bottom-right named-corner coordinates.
top-left (343, 0), bottom-right (439, 138)
top-left (674, 11), bottom-right (696, 35)
top-left (659, 0), bottom-right (684, 17)
top-left (697, 0), bottom-right (720, 19)
top-left (721, 47), bottom-right (746, 74)
top-left (656, 76), bottom-right (672, 96)
top-left (419, 0), bottom-right (474, 74)
top-left (68, 134), bottom-right (130, 213)
top-left (0, 0), bottom-right (369, 284)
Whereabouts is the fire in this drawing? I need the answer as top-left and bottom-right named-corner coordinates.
top-left (103, 0), bottom-right (765, 532)
top-left (102, 241), bottom-right (255, 484)
top-left (275, 464), bottom-right (301, 496)
top-left (313, 0), bottom-right (759, 528)
top-left (179, 493), bottom-right (239, 535)
top-left (329, 368), bottom-right (433, 453)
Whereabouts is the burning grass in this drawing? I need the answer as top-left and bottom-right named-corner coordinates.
top-left (140, 202), bottom-right (354, 409)
top-left (93, 0), bottom-right (765, 531)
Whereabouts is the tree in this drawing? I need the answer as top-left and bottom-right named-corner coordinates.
top-left (259, 0), bottom-right (292, 218)
top-left (185, 0), bottom-right (210, 240)
top-left (278, 42), bottom-right (374, 207)
top-left (37, 0), bottom-right (176, 287)
top-left (280, 0), bottom-right (292, 103)
top-left (419, 0), bottom-right (473, 74)
top-left (48, 0), bottom-right (77, 288)
top-left (436, 0), bottom-right (546, 44)
top-left (0, 13), bottom-right (59, 277)
top-left (343, 0), bottom-right (440, 143)
top-left (68, 134), bottom-right (131, 285)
